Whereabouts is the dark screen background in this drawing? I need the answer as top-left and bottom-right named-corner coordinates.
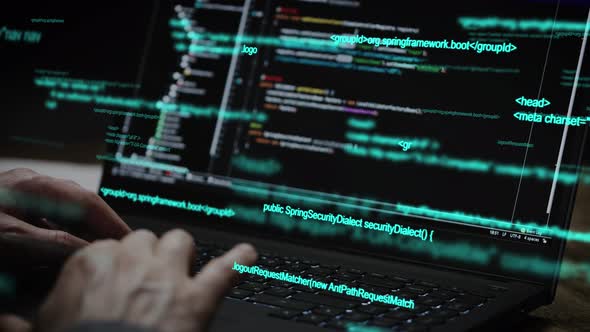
top-left (0, 1), bottom-right (152, 159)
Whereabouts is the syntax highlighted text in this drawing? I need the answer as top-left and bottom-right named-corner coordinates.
top-left (515, 96), bottom-right (551, 108)
top-left (241, 44), bottom-right (258, 55)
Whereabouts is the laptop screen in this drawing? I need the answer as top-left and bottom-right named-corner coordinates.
top-left (98, 0), bottom-right (590, 285)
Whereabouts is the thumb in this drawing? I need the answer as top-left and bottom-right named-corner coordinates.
top-left (0, 314), bottom-right (32, 332)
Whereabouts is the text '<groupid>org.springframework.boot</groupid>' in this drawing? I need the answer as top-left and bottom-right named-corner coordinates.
top-left (330, 34), bottom-right (517, 54)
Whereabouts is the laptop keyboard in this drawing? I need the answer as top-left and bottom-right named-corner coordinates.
top-left (193, 241), bottom-right (498, 332)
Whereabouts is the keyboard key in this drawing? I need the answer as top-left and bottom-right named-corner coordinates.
top-left (440, 286), bottom-right (465, 293)
top-left (259, 265), bottom-right (282, 273)
top-left (263, 259), bottom-right (281, 267)
top-left (269, 309), bottom-right (301, 320)
top-left (243, 274), bottom-right (266, 283)
top-left (238, 282), bottom-right (268, 293)
top-left (369, 272), bottom-right (387, 278)
top-left (191, 263), bottom-right (203, 273)
top-left (369, 301), bottom-right (400, 308)
top-left (265, 287), bottom-right (295, 297)
top-left (405, 286), bottom-right (429, 295)
top-left (334, 272), bottom-right (356, 281)
top-left (319, 263), bottom-right (340, 270)
top-left (301, 259), bottom-right (318, 266)
top-left (415, 297), bottom-right (444, 307)
top-left (357, 304), bottom-right (388, 315)
top-left (325, 319), bottom-right (357, 330)
top-left (228, 288), bottom-right (253, 299)
top-left (358, 283), bottom-right (389, 294)
top-left (429, 290), bottom-right (457, 301)
top-left (291, 284), bottom-right (316, 293)
top-left (291, 292), bottom-right (359, 309)
top-left (395, 291), bottom-right (418, 299)
top-left (383, 310), bottom-right (415, 321)
top-left (314, 276), bottom-right (335, 283)
top-left (368, 317), bottom-right (400, 328)
top-left (361, 277), bottom-right (404, 290)
top-left (304, 267), bottom-right (333, 276)
top-left (284, 264), bottom-right (309, 272)
top-left (249, 294), bottom-right (315, 310)
top-left (412, 316), bottom-right (445, 326)
top-left (341, 312), bottom-right (371, 322)
top-left (268, 280), bottom-right (292, 288)
top-left (313, 306), bottom-right (345, 316)
top-left (430, 309), bottom-right (459, 319)
top-left (404, 304), bottom-right (430, 314)
top-left (296, 314), bottom-right (329, 325)
top-left (390, 275), bottom-right (413, 283)
top-left (317, 290), bottom-right (364, 303)
top-left (454, 294), bottom-right (485, 305)
top-left (210, 249), bottom-right (225, 256)
top-left (325, 277), bottom-right (353, 285)
top-left (257, 255), bottom-right (269, 261)
top-left (415, 281), bottom-right (439, 288)
top-left (445, 302), bottom-right (472, 313)
top-left (345, 268), bottom-right (363, 275)
top-left (398, 325), bottom-right (430, 332)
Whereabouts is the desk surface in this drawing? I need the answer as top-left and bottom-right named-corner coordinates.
top-left (521, 183), bottom-right (590, 332)
top-left (0, 158), bottom-right (589, 330)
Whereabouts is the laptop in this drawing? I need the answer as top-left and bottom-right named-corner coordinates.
top-left (97, 0), bottom-right (590, 331)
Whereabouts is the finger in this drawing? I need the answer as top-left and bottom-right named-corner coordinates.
top-left (190, 243), bottom-right (257, 320)
top-left (0, 314), bottom-right (32, 332)
top-left (11, 175), bottom-right (131, 239)
top-left (0, 168), bottom-right (41, 221)
top-left (0, 214), bottom-right (87, 268)
top-left (0, 168), bottom-right (39, 187)
top-left (155, 229), bottom-right (195, 275)
top-left (0, 175), bottom-right (84, 222)
top-left (64, 239), bottom-right (120, 282)
top-left (0, 210), bottom-right (88, 247)
top-left (38, 240), bottom-right (120, 329)
top-left (120, 229), bottom-right (158, 256)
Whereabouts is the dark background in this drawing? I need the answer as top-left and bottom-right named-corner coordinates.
top-left (0, 1), bottom-right (152, 160)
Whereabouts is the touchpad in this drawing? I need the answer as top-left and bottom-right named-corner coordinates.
top-left (211, 298), bottom-right (326, 332)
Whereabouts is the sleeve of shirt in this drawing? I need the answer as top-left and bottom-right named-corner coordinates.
top-left (63, 321), bottom-right (158, 332)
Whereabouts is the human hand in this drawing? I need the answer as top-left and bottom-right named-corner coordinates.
top-left (30, 229), bottom-right (257, 332)
top-left (0, 168), bottom-right (131, 255)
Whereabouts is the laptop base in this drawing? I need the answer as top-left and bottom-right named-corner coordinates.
top-left (124, 215), bottom-right (548, 332)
